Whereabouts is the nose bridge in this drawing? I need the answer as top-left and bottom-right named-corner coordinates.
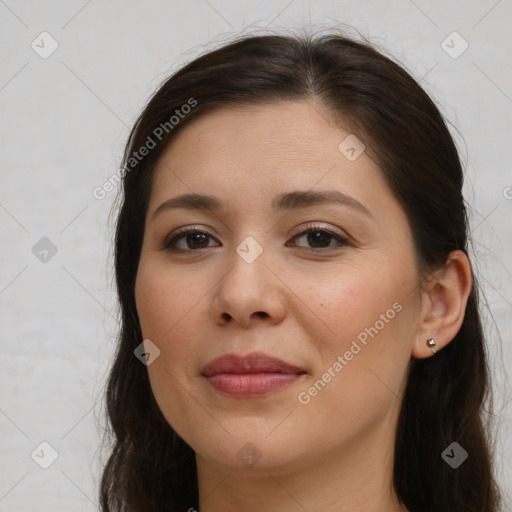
top-left (211, 232), bottom-right (285, 326)
top-left (235, 234), bottom-right (266, 266)
top-left (225, 233), bottom-right (269, 298)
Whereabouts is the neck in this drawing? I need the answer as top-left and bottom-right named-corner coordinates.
top-left (196, 420), bottom-right (407, 512)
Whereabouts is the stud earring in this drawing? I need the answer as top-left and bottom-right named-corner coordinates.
top-left (426, 338), bottom-right (437, 354)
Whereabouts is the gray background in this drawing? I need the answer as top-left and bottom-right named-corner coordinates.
top-left (0, 0), bottom-right (511, 509)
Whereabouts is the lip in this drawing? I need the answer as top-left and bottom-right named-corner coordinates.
top-left (201, 352), bottom-right (306, 398)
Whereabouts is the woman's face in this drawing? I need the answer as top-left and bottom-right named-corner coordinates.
top-left (135, 100), bottom-right (425, 475)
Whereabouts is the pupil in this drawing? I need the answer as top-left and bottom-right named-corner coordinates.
top-left (308, 231), bottom-right (331, 248)
top-left (188, 233), bottom-right (208, 249)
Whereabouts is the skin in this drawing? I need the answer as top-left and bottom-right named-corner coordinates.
top-left (134, 100), bottom-right (472, 512)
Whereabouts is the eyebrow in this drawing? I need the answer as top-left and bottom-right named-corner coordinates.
top-left (151, 190), bottom-right (374, 220)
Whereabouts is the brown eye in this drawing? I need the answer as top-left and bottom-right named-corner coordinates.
top-left (163, 230), bottom-right (219, 251)
top-left (184, 232), bottom-right (210, 249)
top-left (290, 228), bottom-right (349, 251)
top-left (305, 231), bottom-right (333, 248)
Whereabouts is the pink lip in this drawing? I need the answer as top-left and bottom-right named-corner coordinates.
top-left (201, 352), bottom-right (306, 398)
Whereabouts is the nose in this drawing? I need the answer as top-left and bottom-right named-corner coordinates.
top-left (210, 243), bottom-right (287, 329)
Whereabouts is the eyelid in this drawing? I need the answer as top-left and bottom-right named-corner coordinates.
top-left (162, 225), bottom-right (219, 249)
top-left (168, 224), bottom-right (215, 237)
top-left (289, 222), bottom-right (349, 240)
top-left (286, 223), bottom-right (352, 251)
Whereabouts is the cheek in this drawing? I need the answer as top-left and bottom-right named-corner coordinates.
top-left (134, 265), bottom-right (210, 440)
top-left (134, 265), bottom-right (210, 385)
top-left (292, 264), bottom-right (402, 350)
top-left (136, 264), bottom-right (201, 342)
top-left (292, 279), bottom-right (415, 449)
top-left (292, 259), bottom-right (418, 395)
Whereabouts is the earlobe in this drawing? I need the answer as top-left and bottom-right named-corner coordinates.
top-left (426, 337), bottom-right (437, 354)
top-left (412, 250), bottom-right (473, 359)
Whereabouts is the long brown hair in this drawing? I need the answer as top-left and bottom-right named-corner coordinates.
top-left (100, 30), bottom-right (502, 511)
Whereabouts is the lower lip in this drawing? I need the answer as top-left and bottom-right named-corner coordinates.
top-left (204, 373), bottom-right (304, 398)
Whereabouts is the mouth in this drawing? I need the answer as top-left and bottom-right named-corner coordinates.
top-left (201, 352), bottom-right (307, 398)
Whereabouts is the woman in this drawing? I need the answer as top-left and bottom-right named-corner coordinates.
top-left (100, 31), bottom-right (502, 511)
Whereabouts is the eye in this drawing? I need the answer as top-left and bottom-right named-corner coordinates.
top-left (162, 229), bottom-right (220, 251)
top-left (288, 225), bottom-right (350, 251)
top-left (162, 225), bottom-right (350, 253)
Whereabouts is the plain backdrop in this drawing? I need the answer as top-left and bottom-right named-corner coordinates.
top-left (1, 0), bottom-right (511, 509)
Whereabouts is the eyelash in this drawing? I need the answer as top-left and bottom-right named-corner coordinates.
top-left (162, 224), bottom-right (351, 253)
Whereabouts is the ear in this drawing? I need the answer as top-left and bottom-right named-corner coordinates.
top-left (412, 250), bottom-right (473, 359)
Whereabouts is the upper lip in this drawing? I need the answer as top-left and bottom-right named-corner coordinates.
top-left (201, 352), bottom-right (306, 376)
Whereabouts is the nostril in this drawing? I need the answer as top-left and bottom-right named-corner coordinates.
top-left (255, 311), bottom-right (268, 318)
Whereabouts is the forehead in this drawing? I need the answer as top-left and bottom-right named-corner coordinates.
top-left (149, 100), bottom-right (390, 213)
top-left (160, 101), bottom-right (350, 168)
